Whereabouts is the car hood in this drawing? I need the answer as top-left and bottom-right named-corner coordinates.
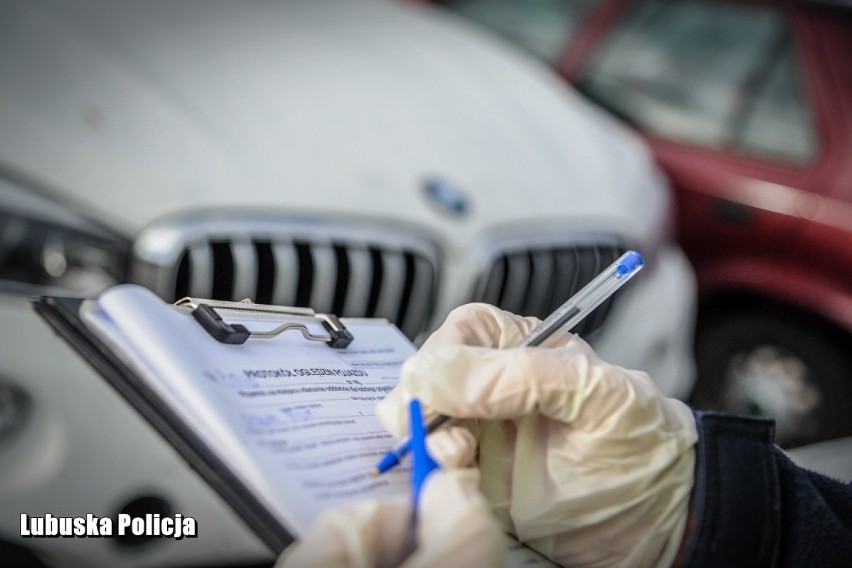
top-left (0, 0), bottom-right (668, 251)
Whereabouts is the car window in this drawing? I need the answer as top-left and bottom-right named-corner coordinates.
top-left (442, 0), bottom-right (601, 64)
top-left (736, 47), bottom-right (817, 163)
top-left (578, 0), bottom-right (816, 163)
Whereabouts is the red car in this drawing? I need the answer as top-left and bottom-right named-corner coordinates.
top-left (429, 0), bottom-right (852, 446)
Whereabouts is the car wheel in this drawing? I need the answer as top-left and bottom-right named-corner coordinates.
top-left (692, 311), bottom-right (852, 448)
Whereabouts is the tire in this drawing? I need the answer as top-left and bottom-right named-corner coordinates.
top-left (692, 310), bottom-right (852, 448)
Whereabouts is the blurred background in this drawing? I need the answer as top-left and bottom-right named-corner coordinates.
top-left (1, 0), bottom-right (850, 566)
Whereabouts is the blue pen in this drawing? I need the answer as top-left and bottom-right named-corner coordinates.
top-left (409, 398), bottom-right (440, 507)
top-left (391, 399), bottom-right (439, 564)
top-left (371, 250), bottom-right (645, 476)
top-left (370, 415), bottom-right (450, 477)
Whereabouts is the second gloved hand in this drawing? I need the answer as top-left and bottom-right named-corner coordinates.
top-left (276, 469), bottom-right (505, 568)
top-left (376, 304), bottom-right (697, 568)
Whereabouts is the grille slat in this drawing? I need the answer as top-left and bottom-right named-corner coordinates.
top-left (210, 241), bottom-right (234, 299)
top-left (309, 244), bottom-right (337, 313)
top-left (231, 241), bottom-right (258, 302)
top-left (474, 242), bottom-right (625, 338)
top-left (331, 245), bottom-right (350, 316)
top-left (254, 241), bottom-right (275, 304)
top-left (553, 249), bottom-right (580, 305)
top-left (188, 242), bottom-right (213, 298)
top-left (342, 247), bottom-right (372, 318)
top-left (175, 253), bottom-right (190, 299)
top-left (373, 252), bottom-right (405, 323)
top-left (480, 256), bottom-right (505, 306)
top-left (499, 252), bottom-right (530, 315)
top-left (395, 254), bottom-right (416, 336)
top-left (271, 242), bottom-right (298, 306)
top-left (523, 250), bottom-right (554, 317)
top-left (401, 255), bottom-right (434, 340)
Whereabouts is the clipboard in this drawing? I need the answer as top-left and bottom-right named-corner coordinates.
top-left (33, 286), bottom-right (559, 567)
top-left (32, 286), bottom-right (413, 556)
top-left (33, 293), bottom-right (317, 552)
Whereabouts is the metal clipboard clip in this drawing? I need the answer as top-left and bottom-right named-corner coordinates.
top-left (174, 297), bottom-right (354, 349)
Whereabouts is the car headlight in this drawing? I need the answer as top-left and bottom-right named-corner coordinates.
top-left (0, 175), bottom-right (131, 296)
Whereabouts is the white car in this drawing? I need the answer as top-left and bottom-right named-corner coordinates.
top-left (0, 0), bottom-right (696, 566)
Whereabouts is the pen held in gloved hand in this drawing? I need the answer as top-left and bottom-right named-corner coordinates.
top-left (370, 250), bottom-right (644, 477)
top-left (391, 398), bottom-right (440, 565)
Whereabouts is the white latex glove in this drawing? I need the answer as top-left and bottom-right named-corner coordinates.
top-left (277, 468), bottom-right (505, 568)
top-left (376, 304), bottom-right (697, 568)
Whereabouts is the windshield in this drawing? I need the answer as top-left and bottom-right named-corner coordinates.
top-left (442, 0), bottom-right (600, 64)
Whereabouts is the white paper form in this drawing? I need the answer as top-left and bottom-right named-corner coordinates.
top-left (83, 285), bottom-right (413, 535)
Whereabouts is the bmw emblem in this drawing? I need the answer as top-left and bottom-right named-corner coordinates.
top-left (423, 177), bottom-right (471, 217)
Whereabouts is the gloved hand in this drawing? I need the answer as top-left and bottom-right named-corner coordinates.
top-left (376, 304), bottom-right (697, 568)
top-left (277, 468), bottom-right (505, 568)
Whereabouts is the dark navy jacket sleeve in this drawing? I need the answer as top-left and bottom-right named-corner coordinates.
top-left (683, 412), bottom-right (852, 567)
